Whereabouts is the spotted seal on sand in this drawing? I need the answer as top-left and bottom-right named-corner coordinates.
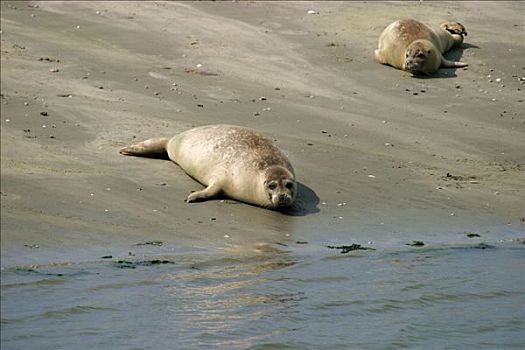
top-left (374, 19), bottom-right (468, 74)
top-left (120, 124), bottom-right (296, 209)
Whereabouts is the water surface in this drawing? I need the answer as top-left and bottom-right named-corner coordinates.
top-left (2, 235), bottom-right (524, 349)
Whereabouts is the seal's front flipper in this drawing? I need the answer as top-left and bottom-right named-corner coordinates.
top-left (441, 57), bottom-right (468, 68)
top-left (186, 183), bottom-right (222, 203)
top-left (374, 49), bottom-right (386, 64)
top-left (120, 138), bottom-right (169, 157)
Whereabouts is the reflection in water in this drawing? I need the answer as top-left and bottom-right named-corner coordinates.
top-left (163, 245), bottom-right (301, 348)
top-left (1, 246), bottom-right (302, 349)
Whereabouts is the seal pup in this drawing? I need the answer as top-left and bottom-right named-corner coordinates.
top-left (120, 124), bottom-right (297, 209)
top-left (374, 19), bottom-right (468, 74)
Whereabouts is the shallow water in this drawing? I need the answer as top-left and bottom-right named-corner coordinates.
top-left (1, 238), bottom-right (524, 350)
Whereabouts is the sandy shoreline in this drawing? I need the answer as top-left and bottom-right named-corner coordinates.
top-left (1, 1), bottom-right (524, 268)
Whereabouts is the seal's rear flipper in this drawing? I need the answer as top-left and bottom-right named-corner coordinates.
top-left (440, 22), bottom-right (467, 37)
top-left (120, 137), bottom-right (169, 157)
top-left (441, 58), bottom-right (468, 68)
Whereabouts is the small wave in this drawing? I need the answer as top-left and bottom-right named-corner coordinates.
top-left (1, 277), bottom-right (67, 289)
top-left (2, 305), bottom-right (115, 325)
top-left (40, 305), bottom-right (114, 319)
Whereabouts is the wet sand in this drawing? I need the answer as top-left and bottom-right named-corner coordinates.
top-left (1, 1), bottom-right (524, 267)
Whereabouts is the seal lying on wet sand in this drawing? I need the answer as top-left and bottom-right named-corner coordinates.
top-left (374, 19), bottom-right (468, 75)
top-left (120, 124), bottom-right (296, 209)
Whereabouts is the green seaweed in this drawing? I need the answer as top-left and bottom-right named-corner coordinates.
top-left (327, 244), bottom-right (375, 254)
top-left (406, 241), bottom-right (425, 247)
top-left (473, 243), bottom-right (495, 250)
top-left (135, 240), bottom-right (164, 247)
top-left (113, 259), bottom-right (174, 269)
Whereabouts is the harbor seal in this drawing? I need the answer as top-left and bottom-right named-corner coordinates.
top-left (374, 19), bottom-right (468, 75)
top-left (120, 124), bottom-right (297, 209)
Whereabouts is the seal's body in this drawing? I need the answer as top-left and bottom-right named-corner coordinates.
top-left (120, 125), bottom-right (296, 209)
top-left (374, 19), bottom-right (468, 74)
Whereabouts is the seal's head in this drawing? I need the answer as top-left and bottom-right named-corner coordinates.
top-left (264, 166), bottom-right (296, 208)
top-left (403, 40), bottom-right (437, 74)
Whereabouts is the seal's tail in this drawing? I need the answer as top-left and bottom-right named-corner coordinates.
top-left (120, 137), bottom-right (169, 156)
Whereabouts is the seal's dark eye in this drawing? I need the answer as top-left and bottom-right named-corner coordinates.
top-left (268, 183), bottom-right (277, 190)
top-left (285, 182), bottom-right (294, 190)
